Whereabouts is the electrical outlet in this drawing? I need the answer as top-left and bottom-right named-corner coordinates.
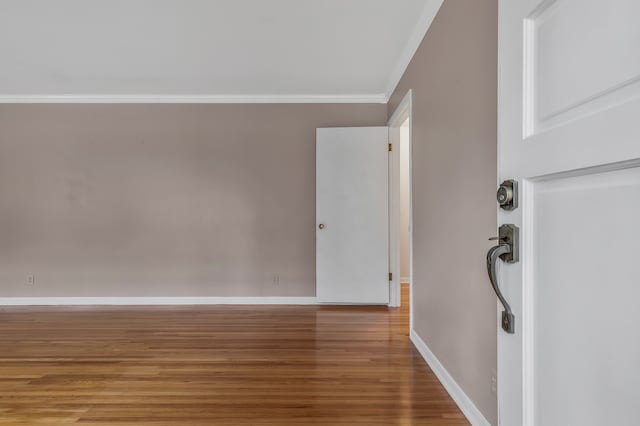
top-left (27, 274), bottom-right (35, 285)
top-left (272, 273), bottom-right (280, 286)
top-left (491, 369), bottom-right (497, 395)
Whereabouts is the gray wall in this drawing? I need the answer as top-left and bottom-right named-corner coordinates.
top-left (0, 104), bottom-right (386, 297)
top-left (387, 0), bottom-right (498, 423)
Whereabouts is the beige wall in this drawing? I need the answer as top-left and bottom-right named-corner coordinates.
top-left (0, 104), bottom-right (386, 297)
top-left (387, 0), bottom-right (498, 423)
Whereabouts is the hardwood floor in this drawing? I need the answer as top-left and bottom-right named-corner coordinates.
top-left (0, 285), bottom-right (468, 425)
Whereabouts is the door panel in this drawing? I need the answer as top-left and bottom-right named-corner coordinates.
top-left (529, 0), bottom-right (640, 133)
top-left (532, 167), bottom-right (640, 425)
top-left (498, 0), bottom-right (640, 424)
top-left (316, 127), bottom-right (389, 304)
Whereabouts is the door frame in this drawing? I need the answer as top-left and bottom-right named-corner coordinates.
top-left (387, 90), bottom-right (413, 320)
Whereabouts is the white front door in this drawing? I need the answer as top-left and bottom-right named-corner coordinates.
top-left (498, 1), bottom-right (640, 425)
top-left (316, 127), bottom-right (389, 304)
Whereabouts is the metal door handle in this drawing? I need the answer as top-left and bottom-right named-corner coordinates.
top-left (486, 224), bottom-right (519, 334)
top-left (487, 243), bottom-right (515, 333)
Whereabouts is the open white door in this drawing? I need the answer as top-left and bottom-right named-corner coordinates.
top-left (498, 1), bottom-right (640, 425)
top-left (316, 127), bottom-right (389, 304)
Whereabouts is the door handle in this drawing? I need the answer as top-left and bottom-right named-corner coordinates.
top-left (487, 224), bottom-right (519, 334)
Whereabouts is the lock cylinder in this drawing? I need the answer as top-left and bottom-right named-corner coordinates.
top-left (497, 180), bottom-right (518, 211)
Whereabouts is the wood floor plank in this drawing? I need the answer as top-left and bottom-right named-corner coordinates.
top-left (0, 286), bottom-right (468, 425)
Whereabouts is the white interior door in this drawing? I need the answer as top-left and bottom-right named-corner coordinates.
top-left (316, 127), bottom-right (389, 304)
top-left (498, 1), bottom-right (640, 425)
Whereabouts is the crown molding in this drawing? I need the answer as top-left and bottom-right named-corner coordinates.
top-left (384, 0), bottom-right (444, 100)
top-left (0, 94), bottom-right (387, 104)
top-left (0, 2), bottom-right (441, 105)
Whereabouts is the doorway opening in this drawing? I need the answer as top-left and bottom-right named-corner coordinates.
top-left (388, 90), bottom-right (413, 327)
top-left (399, 117), bottom-right (411, 291)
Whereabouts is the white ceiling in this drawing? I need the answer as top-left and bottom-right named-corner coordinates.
top-left (0, 0), bottom-right (443, 102)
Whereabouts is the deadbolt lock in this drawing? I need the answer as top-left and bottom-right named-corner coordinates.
top-left (497, 180), bottom-right (518, 211)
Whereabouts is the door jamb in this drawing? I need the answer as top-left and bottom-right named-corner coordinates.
top-left (387, 90), bottom-right (413, 323)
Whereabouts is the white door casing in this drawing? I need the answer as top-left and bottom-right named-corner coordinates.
top-left (498, 1), bottom-right (640, 425)
top-left (388, 89), bottom-right (413, 309)
top-left (316, 127), bottom-right (389, 304)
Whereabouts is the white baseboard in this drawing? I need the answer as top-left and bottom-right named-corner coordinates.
top-left (0, 296), bottom-right (317, 306)
top-left (410, 329), bottom-right (491, 426)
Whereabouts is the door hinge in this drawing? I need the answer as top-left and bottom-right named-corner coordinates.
top-left (389, 272), bottom-right (393, 281)
top-left (388, 143), bottom-right (392, 152)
